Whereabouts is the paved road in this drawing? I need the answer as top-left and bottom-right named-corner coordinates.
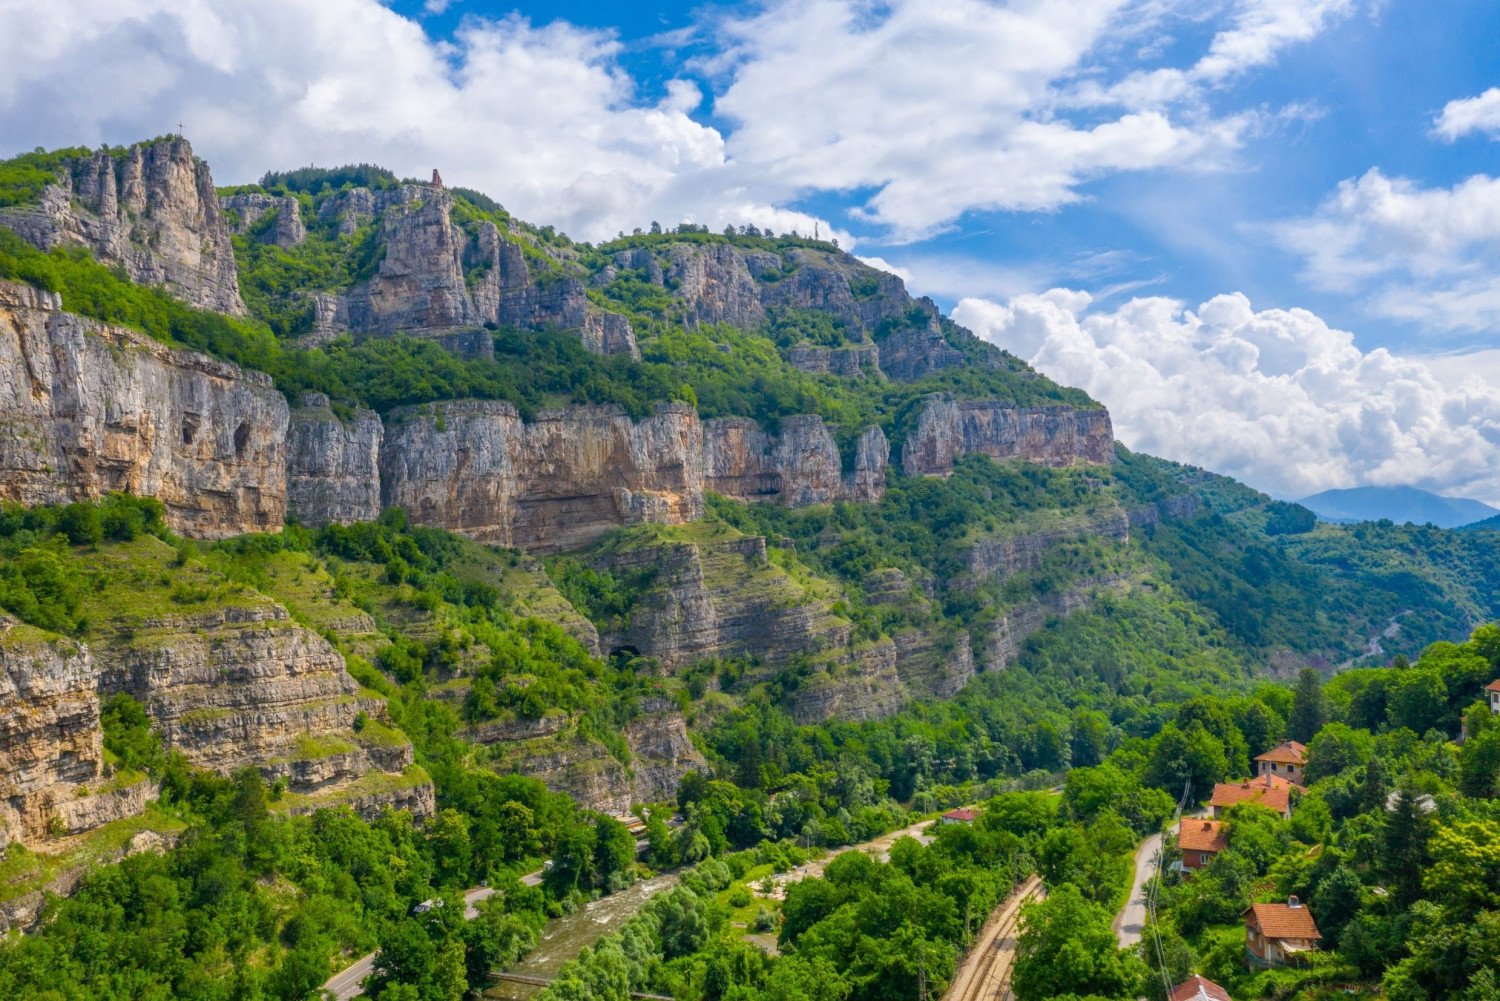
top-left (942, 875), bottom-right (1045, 1001)
top-left (1113, 832), bottom-right (1163, 948)
top-left (323, 869), bottom-right (544, 1000)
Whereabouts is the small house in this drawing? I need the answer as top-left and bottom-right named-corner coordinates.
top-left (1178, 818), bottom-right (1229, 872)
top-left (1210, 773), bottom-right (1300, 820)
top-left (1168, 974), bottom-right (1232, 1001)
top-left (1487, 679), bottom-right (1500, 714)
top-left (1254, 740), bottom-right (1307, 785)
top-left (1245, 897), bottom-right (1321, 968)
top-left (940, 807), bottom-right (977, 826)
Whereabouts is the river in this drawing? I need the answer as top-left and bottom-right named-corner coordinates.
top-left (484, 872), bottom-right (681, 1000)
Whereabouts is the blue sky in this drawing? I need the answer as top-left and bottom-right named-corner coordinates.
top-left (2, 0), bottom-right (1498, 503)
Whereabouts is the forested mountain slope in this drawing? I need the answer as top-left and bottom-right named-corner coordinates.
top-left (0, 137), bottom-right (1497, 1000)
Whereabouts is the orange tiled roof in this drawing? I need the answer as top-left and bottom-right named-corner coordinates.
top-left (1254, 740), bottom-right (1307, 765)
top-left (1211, 775), bottom-right (1300, 813)
top-left (1168, 974), bottom-right (1232, 1001)
top-left (942, 808), bottom-right (977, 821)
top-left (1179, 818), bottom-right (1229, 853)
top-left (1248, 901), bottom-right (1321, 941)
top-left (1486, 679), bottom-right (1500, 693)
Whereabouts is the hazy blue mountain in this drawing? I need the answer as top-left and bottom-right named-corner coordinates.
top-left (1299, 485), bottom-right (1500, 528)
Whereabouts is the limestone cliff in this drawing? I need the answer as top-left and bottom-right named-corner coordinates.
top-left (981, 574), bottom-right (1136, 671)
top-left (380, 401), bottom-right (703, 553)
top-left (0, 281), bottom-right (288, 538)
top-left (0, 616), bottom-right (116, 848)
top-left (901, 395), bottom-right (1115, 476)
top-left (222, 192), bottom-right (306, 248)
top-left (481, 701), bottom-right (707, 813)
top-left (302, 184), bottom-right (638, 356)
top-left (703, 416), bottom-right (889, 506)
top-left (0, 138), bottom-right (244, 314)
top-left (286, 393), bottom-right (383, 526)
top-left (958, 506), bottom-right (1132, 588)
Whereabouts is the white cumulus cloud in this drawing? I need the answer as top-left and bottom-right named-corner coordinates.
top-left (952, 290), bottom-right (1500, 504)
top-left (1273, 169), bottom-right (1500, 334)
top-left (1433, 87), bottom-right (1500, 141)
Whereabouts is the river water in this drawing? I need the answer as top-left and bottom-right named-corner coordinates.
top-left (484, 873), bottom-right (681, 999)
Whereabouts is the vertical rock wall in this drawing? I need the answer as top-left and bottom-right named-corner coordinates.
top-left (286, 393), bottom-right (383, 526)
top-left (0, 138), bottom-right (245, 315)
top-left (0, 281), bottom-right (288, 538)
top-left (901, 395), bottom-right (1115, 476)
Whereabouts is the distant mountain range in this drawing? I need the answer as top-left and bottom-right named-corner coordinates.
top-left (1299, 485), bottom-right (1500, 528)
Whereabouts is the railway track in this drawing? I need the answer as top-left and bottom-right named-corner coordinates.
top-left (943, 875), bottom-right (1045, 1001)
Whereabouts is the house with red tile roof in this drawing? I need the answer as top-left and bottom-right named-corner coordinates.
top-left (1245, 897), bottom-right (1321, 968)
top-left (1254, 740), bottom-right (1307, 786)
top-left (1178, 817), bottom-right (1229, 872)
top-left (1487, 678), bottom-right (1500, 714)
top-left (1168, 974), bottom-right (1232, 1001)
top-left (940, 807), bottom-right (977, 825)
top-left (1211, 772), bottom-right (1301, 819)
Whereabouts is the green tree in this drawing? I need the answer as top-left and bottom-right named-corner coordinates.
top-left (1288, 667), bottom-right (1329, 743)
top-left (1459, 727), bottom-right (1500, 798)
top-left (1013, 884), bottom-right (1144, 1000)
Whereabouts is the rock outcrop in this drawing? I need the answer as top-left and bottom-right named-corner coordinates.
top-left (94, 604), bottom-right (376, 774)
top-left (593, 534), bottom-right (850, 672)
top-left (0, 281), bottom-right (288, 538)
top-left (0, 138), bottom-right (245, 314)
top-left (483, 701), bottom-right (706, 813)
top-left (0, 617), bottom-right (111, 847)
top-left (959, 506), bottom-right (1132, 587)
top-left (305, 183), bottom-right (639, 356)
top-left (222, 192), bottom-right (306, 248)
top-left (787, 343), bottom-right (880, 377)
top-left (901, 395), bottom-right (1115, 476)
top-left (381, 401), bottom-right (703, 553)
top-left (286, 393), bottom-right (383, 526)
top-left (703, 416), bottom-right (889, 506)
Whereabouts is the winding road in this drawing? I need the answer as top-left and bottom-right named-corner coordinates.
top-left (942, 875), bottom-right (1046, 1001)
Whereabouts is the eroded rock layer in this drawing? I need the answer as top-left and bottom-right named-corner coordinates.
top-left (0, 281), bottom-right (288, 537)
top-left (901, 395), bottom-right (1115, 476)
top-left (380, 401), bottom-right (704, 553)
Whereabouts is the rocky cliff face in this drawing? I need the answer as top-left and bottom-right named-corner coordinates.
top-left (703, 416), bottom-right (889, 506)
top-left (222, 192), bottom-right (306, 248)
top-left (94, 603), bottom-right (372, 773)
top-left (481, 701), bottom-right (706, 814)
top-left (286, 393), bottom-right (383, 526)
top-left (982, 574), bottom-right (1135, 671)
top-left (0, 281), bottom-right (288, 538)
top-left (0, 139), bottom-right (244, 314)
top-left (901, 395), bottom-right (1115, 476)
top-left (381, 400), bottom-right (703, 553)
top-left (594, 534), bottom-right (851, 671)
top-left (303, 184), bottom-right (639, 356)
top-left (787, 343), bottom-right (880, 377)
top-left (0, 617), bottom-right (109, 848)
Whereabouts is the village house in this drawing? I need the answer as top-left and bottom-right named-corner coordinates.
top-left (1178, 818), bottom-right (1229, 872)
top-left (1245, 897), bottom-right (1321, 968)
top-left (1168, 974), bottom-right (1232, 1001)
top-left (1254, 740), bottom-right (1307, 785)
top-left (1487, 679), bottom-right (1500, 714)
top-left (939, 807), bottom-right (977, 826)
top-left (1210, 772), bottom-right (1301, 820)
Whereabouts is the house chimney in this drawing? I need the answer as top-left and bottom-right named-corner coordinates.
top-left (1288, 895), bottom-right (1301, 908)
top-left (1265, 771), bottom-right (1273, 788)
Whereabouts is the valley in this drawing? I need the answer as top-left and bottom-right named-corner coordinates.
top-left (0, 137), bottom-right (1496, 1001)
